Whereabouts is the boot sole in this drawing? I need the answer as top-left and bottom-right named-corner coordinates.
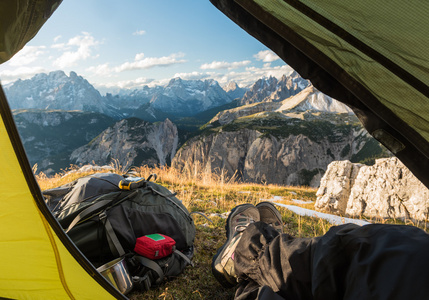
top-left (211, 204), bottom-right (256, 288)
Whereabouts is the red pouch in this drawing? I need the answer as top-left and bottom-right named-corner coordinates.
top-left (134, 234), bottom-right (176, 260)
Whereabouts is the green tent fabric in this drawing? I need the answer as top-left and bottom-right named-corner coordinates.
top-left (210, 0), bottom-right (429, 188)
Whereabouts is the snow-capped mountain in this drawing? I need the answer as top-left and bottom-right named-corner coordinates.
top-left (4, 70), bottom-right (345, 124)
top-left (223, 81), bottom-right (247, 100)
top-left (4, 71), bottom-right (236, 119)
top-left (210, 85), bottom-right (353, 126)
top-left (4, 71), bottom-right (118, 116)
top-left (240, 71), bottom-right (310, 105)
top-left (287, 86), bottom-right (353, 113)
top-left (148, 77), bottom-right (233, 115)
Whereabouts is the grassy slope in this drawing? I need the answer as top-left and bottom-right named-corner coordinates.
top-left (36, 165), bottom-right (427, 300)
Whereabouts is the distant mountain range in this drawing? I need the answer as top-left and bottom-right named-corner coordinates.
top-left (4, 70), bottom-right (316, 122)
top-left (5, 71), bottom-right (239, 121)
top-left (5, 70), bottom-right (389, 184)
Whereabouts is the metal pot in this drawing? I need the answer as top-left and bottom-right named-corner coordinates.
top-left (97, 257), bottom-right (133, 295)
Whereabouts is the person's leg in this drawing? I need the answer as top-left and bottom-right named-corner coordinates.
top-left (234, 222), bottom-right (316, 300)
top-left (213, 202), bottom-right (309, 300)
top-left (234, 281), bottom-right (285, 300)
top-left (212, 203), bottom-right (260, 288)
top-left (236, 222), bottom-right (429, 300)
top-left (311, 223), bottom-right (429, 300)
top-left (213, 203), bottom-right (429, 300)
top-left (233, 202), bottom-right (286, 300)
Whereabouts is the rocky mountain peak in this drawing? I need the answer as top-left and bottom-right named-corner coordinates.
top-left (223, 81), bottom-right (239, 92)
top-left (223, 81), bottom-right (247, 100)
top-left (4, 70), bottom-right (113, 115)
top-left (239, 73), bottom-right (310, 105)
top-left (167, 77), bottom-right (184, 87)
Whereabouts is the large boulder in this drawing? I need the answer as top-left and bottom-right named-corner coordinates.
top-left (316, 158), bottom-right (429, 221)
top-left (315, 161), bottom-right (363, 214)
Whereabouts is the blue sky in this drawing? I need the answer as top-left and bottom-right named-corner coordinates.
top-left (0, 0), bottom-right (293, 92)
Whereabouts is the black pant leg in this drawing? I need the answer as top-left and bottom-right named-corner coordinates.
top-left (234, 222), bottom-right (429, 300)
top-left (233, 222), bottom-right (316, 300)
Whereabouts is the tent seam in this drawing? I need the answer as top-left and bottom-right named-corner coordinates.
top-left (279, 0), bottom-right (429, 99)
top-left (38, 209), bottom-right (75, 300)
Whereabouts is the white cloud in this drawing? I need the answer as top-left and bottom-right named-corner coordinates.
top-left (53, 35), bottom-right (62, 42)
top-left (254, 50), bottom-right (280, 63)
top-left (0, 66), bottom-right (47, 84)
top-left (53, 32), bottom-right (100, 68)
top-left (86, 63), bottom-right (112, 76)
top-left (97, 77), bottom-right (155, 90)
top-left (133, 30), bottom-right (146, 36)
top-left (206, 64), bottom-right (294, 87)
top-left (87, 53), bottom-right (187, 76)
top-left (114, 52), bottom-right (186, 72)
top-left (200, 60), bottom-right (251, 70)
top-left (51, 42), bottom-right (67, 50)
top-left (8, 46), bottom-right (46, 67)
top-left (172, 71), bottom-right (211, 81)
top-left (135, 53), bottom-right (145, 61)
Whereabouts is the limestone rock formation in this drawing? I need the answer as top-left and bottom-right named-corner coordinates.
top-left (172, 129), bottom-right (261, 179)
top-left (316, 158), bottom-right (429, 221)
top-left (70, 118), bottom-right (178, 169)
top-left (172, 115), bottom-right (379, 187)
top-left (315, 161), bottom-right (363, 214)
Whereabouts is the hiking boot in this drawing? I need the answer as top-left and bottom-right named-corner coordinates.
top-left (256, 202), bottom-right (283, 233)
top-left (212, 204), bottom-right (260, 288)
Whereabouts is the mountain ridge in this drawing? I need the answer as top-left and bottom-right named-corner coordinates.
top-left (4, 71), bottom-right (239, 120)
top-left (6, 70), bottom-right (389, 184)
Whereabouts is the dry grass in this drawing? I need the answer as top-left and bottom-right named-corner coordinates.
top-left (35, 162), bottom-right (427, 299)
top-left (35, 163), bottom-right (332, 299)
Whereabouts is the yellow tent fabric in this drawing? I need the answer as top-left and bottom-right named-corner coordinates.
top-left (0, 87), bottom-right (124, 299)
top-left (0, 1), bottom-right (126, 298)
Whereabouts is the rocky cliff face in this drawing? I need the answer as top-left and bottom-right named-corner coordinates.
top-left (173, 113), bottom-right (382, 187)
top-left (173, 129), bottom-right (261, 179)
top-left (316, 158), bottom-right (429, 222)
top-left (70, 118), bottom-right (178, 169)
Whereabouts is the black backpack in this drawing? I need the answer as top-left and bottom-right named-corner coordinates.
top-left (43, 172), bottom-right (196, 292)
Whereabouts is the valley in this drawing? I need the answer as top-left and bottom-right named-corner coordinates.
top-left (5, 70), bottom-right (390, 185)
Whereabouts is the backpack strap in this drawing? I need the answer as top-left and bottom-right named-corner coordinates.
top-left (66, 191), bottom-right (139, 258)
top-left (65, 199), bottom-right (112, 233)
top-left (65, 191), bottom-right (138, 233)
top-left (174, 249), bottom-right (194, 267)
top-left (101, 211), bottom-right (126, 257)
top-left (134, 255), bottom-right (164, 284)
